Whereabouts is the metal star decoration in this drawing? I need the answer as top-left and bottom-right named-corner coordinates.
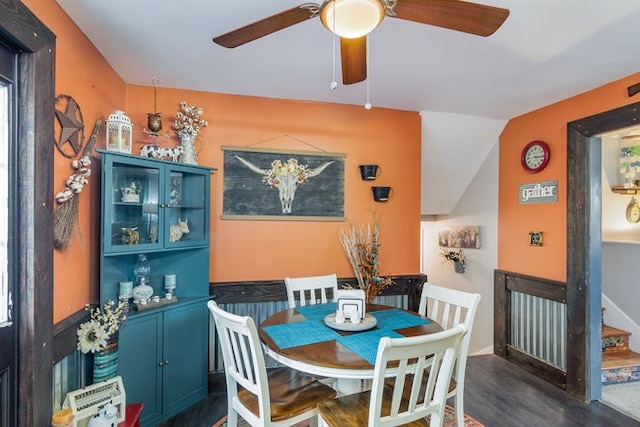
top-left (55, 94), bottom-right (85, 158)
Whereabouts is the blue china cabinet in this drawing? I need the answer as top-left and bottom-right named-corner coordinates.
top-left (99, 150), bottom-right (214, 425)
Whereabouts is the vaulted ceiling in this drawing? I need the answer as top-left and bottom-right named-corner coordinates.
top-left (56, 0), bottom-right (640, 119)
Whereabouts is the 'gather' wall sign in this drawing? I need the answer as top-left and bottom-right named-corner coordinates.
top-left (519, 180), bottom-right (558, 204)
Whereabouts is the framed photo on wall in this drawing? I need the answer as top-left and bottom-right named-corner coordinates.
top-left (438, 225), bottom-right (481, 249)
top-left (221, 146), bottom-right (346, 221)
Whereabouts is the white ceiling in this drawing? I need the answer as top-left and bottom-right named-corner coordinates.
top-left (56, 0), bottom-right (640, 119)
top-left (54, 0), bottom-right (640, 215)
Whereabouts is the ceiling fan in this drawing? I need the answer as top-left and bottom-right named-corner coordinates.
top-left (213, 0), bottom-right (509, 86)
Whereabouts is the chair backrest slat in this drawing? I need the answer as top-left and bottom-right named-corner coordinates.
top-left (416, 282), bottom-right (481, 427)
top-left (285, 274), bottom-right (338, 308)
top-left (368, 325), bottom-right (466, 427)
top-left (208, 300), bottom-right (271, 422)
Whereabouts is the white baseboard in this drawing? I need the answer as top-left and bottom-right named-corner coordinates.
top-left (602, 293), bottom-right (640, 352)
top-left (472, 345), bottom-right (494, 356)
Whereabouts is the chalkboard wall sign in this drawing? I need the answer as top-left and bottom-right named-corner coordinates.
top-left (221, 146), bottom-right (346, 221)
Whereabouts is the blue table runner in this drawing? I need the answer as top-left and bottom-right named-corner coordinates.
top-left (262, 304), bottom-right (431, 364)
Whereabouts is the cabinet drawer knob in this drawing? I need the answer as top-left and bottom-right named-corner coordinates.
top-left (158, 361), bottom-right (165, 367)
top-left (164, 359), bottom-right (169, 365)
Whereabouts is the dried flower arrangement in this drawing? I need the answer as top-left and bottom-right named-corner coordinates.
top-left (172, 101), bottom-right (209, 137)
top-left (339, 218), bottom-right (395, 303)
top-left (440, 248), bottom-right (466, 264)
top-left (77, 300), bottom-right (126, 354)
top-left (262, 158), bottom-right (311, 187)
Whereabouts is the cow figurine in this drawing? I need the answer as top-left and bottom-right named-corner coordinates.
top-left (87, 402), bottom-right (118, 427)
top-left (121, 226), bottom-right (139, 245)
top-left (140, 144), bottom-right (184, 162)
top-left (169, 218), bottom-right (189, 242)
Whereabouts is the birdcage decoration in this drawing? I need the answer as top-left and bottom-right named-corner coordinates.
top-left (106, 110), bottom-right (132, 153)
top-left (62, 376), bottom-right (126, 427)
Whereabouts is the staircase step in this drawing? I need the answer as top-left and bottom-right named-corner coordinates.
top-left (602, 324), bottom-right (631, 353)
top-left (602, 349), bottom-right (640, 384)
top-left (603, 324), bottom-right (631, 339)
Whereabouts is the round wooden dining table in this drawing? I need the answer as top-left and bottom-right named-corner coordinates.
top-left (258, 303), bottom-right (442, 394)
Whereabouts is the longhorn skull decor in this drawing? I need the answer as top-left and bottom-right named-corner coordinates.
top-left (222, 147), bottom-right (345, 220)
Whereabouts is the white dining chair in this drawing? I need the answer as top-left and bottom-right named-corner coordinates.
top-left (317, 324), bottom-right (466, 427)
top-left (208, 300), bottom-right (336, 427)
top-left (418, 282), bottom-right (481, 427)
top-left (284, 273), bottom-right (338, 308)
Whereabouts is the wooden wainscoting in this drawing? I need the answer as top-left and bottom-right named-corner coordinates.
top-left (209, 274), bottom-right (426, 311)
top-left (494, 270), bottom-right (570, 391)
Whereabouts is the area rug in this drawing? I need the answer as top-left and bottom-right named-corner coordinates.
top-left (212, 405), bottom-right (484, 426)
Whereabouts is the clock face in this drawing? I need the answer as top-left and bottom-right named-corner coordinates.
top-left (521, 141), bottom-right (550, 173)
top-left (627, 198), bottom-right (640, 223)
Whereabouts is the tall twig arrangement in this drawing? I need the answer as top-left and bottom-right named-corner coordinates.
top-left (339, 218), bottom-right (394, 302)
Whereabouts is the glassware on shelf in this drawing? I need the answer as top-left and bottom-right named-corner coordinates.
top-left (164, 273), bottom-right (177, 299)
top-left (133, 253), bottom-right (151, 284)
top-left (132, 277), bottom-right (154, 304)
top-left (619, 134), bottom-right (640, 188)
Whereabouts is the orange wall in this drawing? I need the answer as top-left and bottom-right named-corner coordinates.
top-left (23, 0), bottom-right (127, 322)
top-left (25, 2), bottom-right (421, 323)
top-left (499, 72), bottom-right (640, 282)
top-left (125, 86), bottom-right (422, 282)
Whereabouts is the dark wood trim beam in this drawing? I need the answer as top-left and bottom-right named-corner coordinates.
top-left (0, 1), bottom-right (56, 425)
top-left (506, 345), bottom-right (567, 390)
top-left (565, 122), bottom-right (591, 401)
top-left (502, 270), bottom-right (567, 303)
top-left (210, 274), bottom-right (427, 312)
top-left (568, 101), bottom-right (640, 137)
top-left (0, 1), bottom-right (55, 52)
top-left (493, 270), bottom-right (507, 358)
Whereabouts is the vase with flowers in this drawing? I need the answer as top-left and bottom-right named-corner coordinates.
top-left (440, 248), bottom-right (466, 273)
top-left (172, 101), bottom-right (209, 165)
top-left (339, 217), bottom-right (395, 303)
top-left (77, 299), bottom-right (126, 383)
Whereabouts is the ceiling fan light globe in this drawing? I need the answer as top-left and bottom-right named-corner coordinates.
top-left (320, 0), bottom-right (385, 39)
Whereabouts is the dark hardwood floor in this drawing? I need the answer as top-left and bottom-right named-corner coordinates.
top-left (159, 354), bottom-right (640, 426)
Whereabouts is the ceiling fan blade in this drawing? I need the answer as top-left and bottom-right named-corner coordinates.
top-left (341, 36), bottom-right (367, 85)
top-left (391, 0), bottom-right (509, 37)
top-left (213, 4), bottom-right (319, 48)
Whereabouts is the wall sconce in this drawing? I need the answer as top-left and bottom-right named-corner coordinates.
top-left (105, 110), bottom-right (133, 154)
top-left (372, 186), bottom-right (392, 202)
top-left (359, 164), bottom-right (381, 180)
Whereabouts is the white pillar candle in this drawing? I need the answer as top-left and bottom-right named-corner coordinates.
top-left (119, 281), bottom-right (133, 298)
top-left (164, 273), bottom-right (177, 289)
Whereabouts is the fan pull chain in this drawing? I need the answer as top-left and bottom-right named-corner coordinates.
top-left (330, 7), bottom-right (337, 90)
top-left (365, 36), bottom-right (372, 110)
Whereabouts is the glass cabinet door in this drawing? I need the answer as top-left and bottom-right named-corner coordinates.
top-left (104, 157), bottom-right (163, 253)
top-left (164, 164), bottom-right (209, 247)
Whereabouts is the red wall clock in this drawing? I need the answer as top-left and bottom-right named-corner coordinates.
top-left (521, 140), bottom-right (550, 173)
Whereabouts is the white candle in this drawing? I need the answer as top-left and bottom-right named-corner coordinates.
top-left (119, 281), bottom-right (133, 298)
top-left (164, 273), bottom-right (176, 290)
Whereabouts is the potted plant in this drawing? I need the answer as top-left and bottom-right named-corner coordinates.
top-left (440, 248), bottom-right (466, 273)
top-left (173, 101), bottom-right (209, 164)
top-left (77, 300), bottom-right (126, 383)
